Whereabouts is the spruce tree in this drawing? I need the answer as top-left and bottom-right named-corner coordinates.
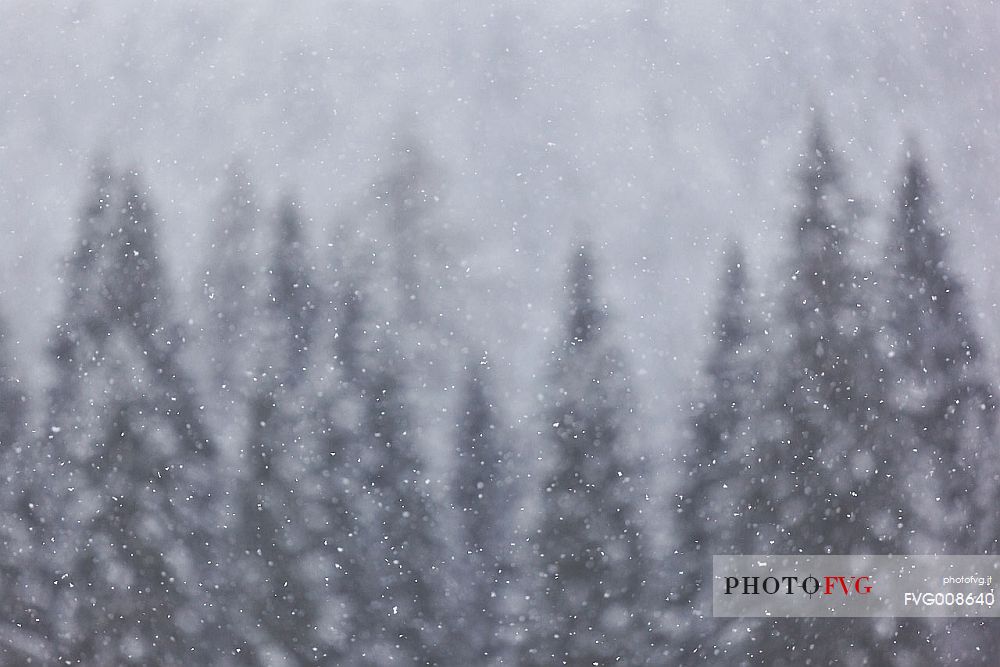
top-left (674, 243), bottom-right (762, 664)
top-left (267, 197), bottom-right (316, 384)
top-left (746, 119), bottom-right (888, 666)
top-left (47, 167), bottom-right (218, 665)
top-left (227, 371), bottom-right (326, 664)
top-left (223, 194), bottom-right (341, 664)
top-left (0, 310), bottom-right (50, 663)
top-left (875, 148), bottom-right (996, 665)
top-left (452, 354), bottom-right (517, 664)
top-left (200, 163), bottom-right (266, 438)
top-left (880, 148), bottom-right (995, 553)
top-left (525, 244), bottom-right (650, 666)
top-left (367, 137), bottom-right (438, 326)
top-left (328, 147), bottom-right (461, 662)
top-left (361, 136), bottom-right (462, 421)
top-left (322, 274), bottom-right (453, 664)
top-left (291, 306), bottom-right (364, 662)
top-left (773, 118), bottom-right (880, 553)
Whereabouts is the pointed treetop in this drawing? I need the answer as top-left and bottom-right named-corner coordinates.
top-left (120, 171), bottom-right (159, 253)
top-left (788, 114), bottom-right (857, 262)
top-left (799, 111), bottom-right (840, 192)
top-left (79, 154), bottom-right (116, 235)
top-left (714, 240), bottom-right (751, 352)
top-left (463, 352), bottom-right (492, 412)
top-left (122, 166), bottom-right (150, 199)
top-left (721, 240), bottom-right (746, 290)
top-left (88, 152), bottom-right (115, 191)
top-left (566, 242), bottom-right (606, 347)
top-left (384, 117), bottom-right (430, 184)
top-left (899, 139), bottom-right (931, 214)
top-left (890, 139), bottom-right (946, 275)
top-left (278, 195), bottom-right (304, 246)
top-left (223, 157), bottom-right (256, 211)
top-left (466, 349), bottom-right (492, 382)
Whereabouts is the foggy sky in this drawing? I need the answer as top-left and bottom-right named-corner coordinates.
top-left (2, 0), bottom-right (998, 450)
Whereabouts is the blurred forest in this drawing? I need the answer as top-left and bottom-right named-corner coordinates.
top-left (0, 117), bottom-right (996, 665)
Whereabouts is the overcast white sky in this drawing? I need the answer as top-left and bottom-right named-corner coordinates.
top-left (2, 0), bottom-right (998, 438)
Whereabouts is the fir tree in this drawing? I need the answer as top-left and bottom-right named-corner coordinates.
top-left (347, 366), bottom-right (452, 664)
top-left (227, 371), bottom-right (326, 664)
top-left (452, 354), bottom-right (517, 664)
top-left (361, 135), bottom-right (462, 417)
top-left (313, 266), bottom-right (452, 663)
top-left (267, 196), bottom-right (317, 386)
top-left (223, 193), bottom-right (336, 664)
top-left (674, 242), bottom-right (762, 664)
top-left (0, 310), bottom-right (50, 663)
top-left (47, 167), bottom-right (219, 665)
top-left (880, 147), bottom-right (995, 553)
top-left (367, 136), bottom-right (440, 326)
top-left (874, 147), bottom-right (996, 665)
top-left (201, 163), bottom-right (266, 434)
top-left (525, 244), bottom-right (650, 666)
top-left (747, 119), bottom-right (889, 666)
top-left (773, 118), bottom-right (880, 553)
top-left (377, 386), bottom-right (447, 659)
top-left (292, 313), bottom-right (364, 661)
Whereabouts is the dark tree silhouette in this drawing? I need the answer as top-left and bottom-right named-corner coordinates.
top-left (201, 163), bottom-right (267, 433)
top-left (452, 354), bottom-right (518, 664)
top-left (48, 167), bottom-right (218, 665)
top-left (524, 244), bottom-right (651, 666)
top-left (674, 242), bottom-right (764, 664)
